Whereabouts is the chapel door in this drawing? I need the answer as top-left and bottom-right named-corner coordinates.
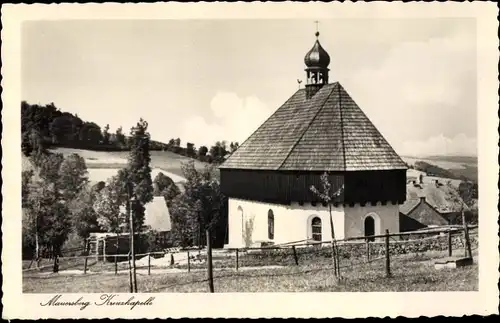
top-left (364, 216), bottom-right (375, 242)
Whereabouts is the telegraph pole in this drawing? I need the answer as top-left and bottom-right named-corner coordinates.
top-left (128, 182), bottom-right (138, 293)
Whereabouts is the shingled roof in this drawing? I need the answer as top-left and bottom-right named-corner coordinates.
top-left (220, 82), bottom-right (407, 171)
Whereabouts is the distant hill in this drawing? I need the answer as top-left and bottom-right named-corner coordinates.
top-left (24, 147), bottom-right (213, 174)
top-left (401, 155), bottom-right (477, 182)
top-left (21, 101), bottom-right (233, 166)
top-left (48, 147), bottom-right (211, 179)
top-left (424, 155), bottom-right (478, 165)
top-left (22, 148), bottom-right (217, 190)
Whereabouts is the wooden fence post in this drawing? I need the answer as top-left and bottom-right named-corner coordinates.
top-left (187, 251), bottom-right (191, 273)
top-left (170, 253), bottom-right (174, 266)
top-left (103, 239), bottom-right (107, 263)
top-left (128, 253), bottom-right (133, 293)
top-left (464, 223), bottom-right (472, 259)
top-left (206, 228), bottom-right (214, 293)
top-left (95, 240), bottom-right (99, 262)
top-left (84, 255), bottom-right (88, 274)
top-left (292, 246), bottom-right (299, 265)
top-left (447, 230), bottom-right (452, 257)
top-left (53, 255), bottom-right (59, 273)
top-left (148, 252), bottom-right (151, 276)
top-left (114, 255), bottom-right (118, 275)
top-left (385, 229), bottom-right (391, 278)
top-left (235, 249), bottom-right (239, 271)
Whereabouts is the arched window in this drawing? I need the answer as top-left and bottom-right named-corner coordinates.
top-left (364, 215), bottom-right (375, 242)
top-left (268, 210), bottom-right (274, 240)
top-left (311, 217), bottom-right (322, 242)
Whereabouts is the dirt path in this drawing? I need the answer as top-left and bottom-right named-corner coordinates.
top-left (25, 265), bottom-right (285, 277)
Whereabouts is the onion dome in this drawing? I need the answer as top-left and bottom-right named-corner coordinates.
top-left (304, 32), bottom-right (330, 68)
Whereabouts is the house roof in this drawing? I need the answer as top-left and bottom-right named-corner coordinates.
top-left (220, 82), bottom-right (407, 172)
top-left (119, 196), bottom-right (171, 232)
top-left (143, 196), bottom-right (171, 232)
top-left (405, 182), bottom-right (465, 213)
top-left (399, 199), bottom-right (421, 215)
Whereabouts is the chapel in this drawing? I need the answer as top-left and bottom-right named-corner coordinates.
top-left (219, 30), bottom-right (408, 248)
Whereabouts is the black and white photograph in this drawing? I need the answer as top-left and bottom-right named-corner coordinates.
top-left (2, 2), bottom-right (498, 319)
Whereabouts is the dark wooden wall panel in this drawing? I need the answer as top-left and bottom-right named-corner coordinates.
top-left (220, 169), bottom-right (406, 205)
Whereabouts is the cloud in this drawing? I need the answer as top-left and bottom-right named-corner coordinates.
top-left (180, 91), bottom-right (273, 148)
top-left (399, 133), bottom-right (477, 157)
top-left (343, 29), bottom-right (476, 149)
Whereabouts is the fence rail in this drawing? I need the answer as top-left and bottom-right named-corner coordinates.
top-left (23, 224), bottom-right (478, 292)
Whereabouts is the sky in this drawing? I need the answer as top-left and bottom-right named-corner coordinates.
top-left (22, 18), bottom-right (477, 157)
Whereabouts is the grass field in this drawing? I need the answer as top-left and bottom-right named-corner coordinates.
top-left (401, 156), bottom-right (477, 170)
top-left (49, 147), bottom-right (209, 178)
top-left (23, 249), bottom-right (478, 293)
top-left (21, 147), bottom-right (214, 184)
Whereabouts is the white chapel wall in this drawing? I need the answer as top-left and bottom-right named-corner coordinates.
top-left (344, 203), bottom-right (400, 241)
top-left (226, 198), bottom-right (345, 248)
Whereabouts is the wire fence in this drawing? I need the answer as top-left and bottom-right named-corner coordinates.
top-left (23, 224), bottom-right (478, 292)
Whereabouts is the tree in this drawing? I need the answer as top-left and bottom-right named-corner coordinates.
top-left (26, 182), bottom-right (71, 259)
top-left (115, 126), bottom-right (126, 148)
top-left (49, 115), bottom-right (75, 144)
top-left (58, 153), bottom-right (88, 201)
top-left (174, 138), bottom-right (181, 147)
top-left (94, 174), bottom-right (128, 235)
top-left (168, 160), bottom-right (224, 248)
top-left (186, 142), bottom-right (196, 157)
top-left (229, 142), bottom-right (239, 153)
top-left (22, 209), bottom-right (36, 260)
top-left (92, 181), bottom-right (106, 192)
top-left (23, 151), bottom-right (94, 262)
top-left (169, 193), bottom-right (197, 248)
top-left (210, 141), bottom-right (228, 163)
top-left (153, 172), bottom-right (175, 196)
top-left (102, 124), bottom-right (111, 145)
top-left (79, 122), bottom-right (103, 145)
top-left (453, 181), bottom-right (478, 225)
top-left (22, 170), bottom-right (34, 208)
top-left (126, 119), bottom-right (154, 231)
top-left (162, 183), bottom-right (181, 208)
top-left (450, 181), bottom-right (477, 258)
top-left (31, 152), bottom-right (64, 187)
top-left (22, 128), bottom-right (46, 157)
top-left (310, 172), bottom-right (344, 279)
top-left (22, 170), bottom-right (36, 260)
top-left (198, 146), bottom-right (208, 157)
top-left (68, 185), bottom-right (101, 246)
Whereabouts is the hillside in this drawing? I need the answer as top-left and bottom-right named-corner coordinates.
top-left (401, 155), bottom-right (477, 169)
top-left (401, 155), bottom-right (478, 182)
top-left (21, 101), bottom-right (173, 154)
top-left (22, 148), bottom-right (216, 187)
top-left (424, 155), bottom-right (478, 165)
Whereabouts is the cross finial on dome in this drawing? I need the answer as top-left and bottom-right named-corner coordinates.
top-left (314, 20), bottom-right (320, 38)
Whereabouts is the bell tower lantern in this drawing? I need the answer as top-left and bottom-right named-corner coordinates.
top-left (304, 25), bottom-right (331, 99)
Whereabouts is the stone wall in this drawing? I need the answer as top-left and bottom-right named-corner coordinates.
top-left (242, 230), bottom-right (478, 267)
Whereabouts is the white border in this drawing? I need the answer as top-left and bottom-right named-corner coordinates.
top-left (2, 2), bottom-right (499, 319)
